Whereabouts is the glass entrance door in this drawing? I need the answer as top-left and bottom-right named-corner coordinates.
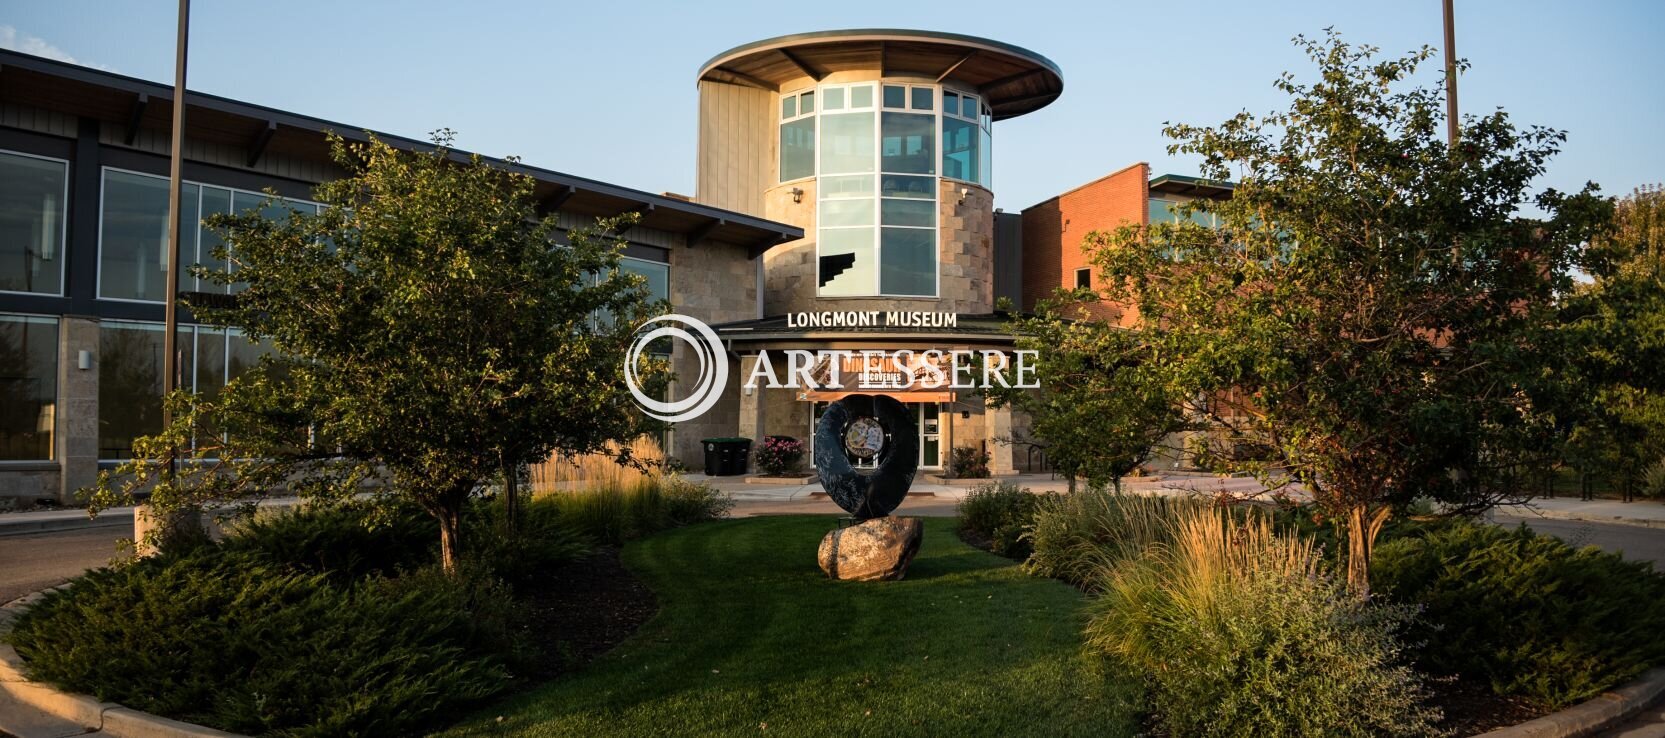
top-left (919, 403), bottom-right (942, 469)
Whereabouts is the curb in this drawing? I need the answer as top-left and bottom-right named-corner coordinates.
top-left (0, 588), bottom-right (246, 738)
top-left (1475, 667), bottom-right (1665, 738)
top-left (1496, 507), bottom-right (1665, 531)
top-left (0, 510), bottom-right (132, 537)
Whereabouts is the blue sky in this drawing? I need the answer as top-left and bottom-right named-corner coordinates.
top-left (3, 0), bottom-right (1660, 212)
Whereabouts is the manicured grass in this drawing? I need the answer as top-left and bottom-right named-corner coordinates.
top-left (439, 516), bottom-right (1140, 737)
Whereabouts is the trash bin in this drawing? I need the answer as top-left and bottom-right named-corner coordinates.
top-left (702, 437), bottom-right (752, 476)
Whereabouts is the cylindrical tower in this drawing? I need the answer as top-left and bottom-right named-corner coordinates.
top-left (695, 30), bottom-right (1063, 316)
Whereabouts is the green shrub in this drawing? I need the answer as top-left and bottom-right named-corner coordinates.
top-left (1025, 487), bottom-right (1210, 589)
top-left (5, 551), bottom-right (517, 736)
top-left (948, 446), bottom-right (991, 478)
top-left (466, 496), bottom-right (595, 589)
top-left (956, 481), bottom-right (1044, 558)
top-left (1374, 521), bottom-right (1665, 708)
top-left (220, 502), bottom-right (438, 582)
top-left (543, 475), bottom-right (732, 545)
top-left (1087, 507), bottom-right (1440, 737)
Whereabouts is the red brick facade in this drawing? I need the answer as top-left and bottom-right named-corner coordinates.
top-left (1020, 162), bottom-right (1149, 324)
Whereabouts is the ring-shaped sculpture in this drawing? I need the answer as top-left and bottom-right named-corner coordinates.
top-left (814, 394), bottom-right (919, 519)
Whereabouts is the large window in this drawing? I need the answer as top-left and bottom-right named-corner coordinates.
top-left (0, 151), bottom-right (69, 295)
top-left (0, 314), bottom-right (58, 460)
top-left (98, 320), bottom-right (264, 459)
top-left (98, 168), bottom-right (318, 302)
top-left (806, 82), bottom-right (947, 298)
top-left (619, 257), bottom-right (669, 302)
top-left (940, 90), bottom-right (991, 189)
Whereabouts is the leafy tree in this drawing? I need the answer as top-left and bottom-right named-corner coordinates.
top-left (990, 293), bottom-right (1188, 491)
top-left (1557, 185), bottom-right (1665, 495)
top-left (1090, 32), bottom-right (1608, 594)
top-left (87, 132), bottom-right (668, 572)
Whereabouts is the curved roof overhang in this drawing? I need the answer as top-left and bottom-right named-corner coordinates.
top-left (698, 29), bottom-right (1063, 121)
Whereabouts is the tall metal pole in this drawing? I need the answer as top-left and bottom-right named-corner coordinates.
top-left (162, 0), bottom-right (189, 434)
top-left (144, 0), bottom-right (189, 553)
top-left (1443, 0), bottom-right (1459, 145)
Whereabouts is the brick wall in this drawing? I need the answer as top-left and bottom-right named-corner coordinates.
top-left (1020, 162), bottom-right (1149, 324)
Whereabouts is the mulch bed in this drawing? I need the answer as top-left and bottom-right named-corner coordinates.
top-left (1425, 675), bottom-right (1545, 735)
top-left (510, 546), bottom-right (657, 681)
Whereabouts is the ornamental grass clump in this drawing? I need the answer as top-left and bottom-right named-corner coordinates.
top-left (1085, 507), bottom-right (1441, 737)
top-left (1023, 487), bottom-right (1209, 589)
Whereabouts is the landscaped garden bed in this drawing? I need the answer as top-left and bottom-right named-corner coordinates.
top-left (955, 482), bottom-right (1665, 735)
top-left (2, 476), bottom-right (729, 736)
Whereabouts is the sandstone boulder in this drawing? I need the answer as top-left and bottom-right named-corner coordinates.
top-left (817, 517), bottom-right (924, 581)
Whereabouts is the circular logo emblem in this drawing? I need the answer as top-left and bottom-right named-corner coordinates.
top-left (624, 314), bottom-right (728, 423)
top-left (843, 416), bottom-right (886, 459)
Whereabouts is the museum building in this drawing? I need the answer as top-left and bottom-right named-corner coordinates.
top-left (0, 30), bottom-right (1223, 505)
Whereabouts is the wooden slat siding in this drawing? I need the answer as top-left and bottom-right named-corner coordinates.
top-left (554, 210), bottom-right (683, 250)
top-left (0, 102), bottom-right (78, 138)
top-left (99, 122), bottom-right (336, 183)
top-left (695, 80), bottom-right (771, 218)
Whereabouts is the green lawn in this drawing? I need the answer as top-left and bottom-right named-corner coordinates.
top-left (439, 516), bottom-right (1140, 737)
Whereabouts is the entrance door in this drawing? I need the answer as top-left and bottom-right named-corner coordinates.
top-left (919, 403), bottom-right (942, 469)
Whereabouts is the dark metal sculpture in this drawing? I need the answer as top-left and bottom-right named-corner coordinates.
top-left (814, 394), bottom-right (918, 518)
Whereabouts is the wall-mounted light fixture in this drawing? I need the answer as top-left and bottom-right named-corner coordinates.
top-left (790, 187), bottom-right (804, 204)
top-left (956, 187), bottom-right (969, 205)
top-left (77, 350), bottom-right (91, 370)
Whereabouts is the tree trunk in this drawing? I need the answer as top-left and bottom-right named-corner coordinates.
top-left (437, 504), bottom-right (463, 576)
top-left (1344, 504), bottom-right (1392, 597)
top-left (502, 455), bottom-right (521, 536)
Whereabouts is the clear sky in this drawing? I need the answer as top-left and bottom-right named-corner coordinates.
top-left (3, 0), bottom-right (1660, 213)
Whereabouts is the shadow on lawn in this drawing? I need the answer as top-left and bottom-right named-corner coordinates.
top-left (439, 515), bottom-right (1140, 738)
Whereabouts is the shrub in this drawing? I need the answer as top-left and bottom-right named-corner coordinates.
top-left (1025, 487), bottom-right (1210, 589)
top-left (948, 446), bottom-right (991, 478)
top-left (1086, 507), bottom-right (1441, 737)
top-left (956, 481), bottom-right (1044, 558)
top-left (466, 496), bottom-right (595, 590)
top-left (219, 501), bottom-right (438, 582)
top-left (755, 436), bottom-right (806, 476)
top-left (542, 475), bottom-right (732, 546)
top-left (1644, 459), bottom-right (1665, 499)
top-left (5, 551), bottom-right (518, 736)
top-left (1374, 521), bottom-right (1665, 708)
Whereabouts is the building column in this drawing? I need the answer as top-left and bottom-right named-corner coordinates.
top-left (56, 316), bottom-right (99, 505)
top-left (737, 354), bottom-right (765, 442)
top-left (984, 398), bottom-right (1018, 476)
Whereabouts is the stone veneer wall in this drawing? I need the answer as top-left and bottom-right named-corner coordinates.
top-left (664, 242), bottom-right (761, 468)
top-left (760, 179), bottom-right (995, 316)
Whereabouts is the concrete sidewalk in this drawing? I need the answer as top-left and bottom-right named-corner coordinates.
top-left (701, 471), bottom-right (1665, 530)
top-left (0, 497), bottom-right (303, 538)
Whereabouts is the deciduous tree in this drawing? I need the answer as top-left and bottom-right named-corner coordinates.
top-left (88, 132), bottom-right (668, 572)
top-left (1091, 32), bottom-right (1608, 594)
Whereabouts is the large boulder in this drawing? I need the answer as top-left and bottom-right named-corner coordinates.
top-left (817, 517), bottom-right (924, 581)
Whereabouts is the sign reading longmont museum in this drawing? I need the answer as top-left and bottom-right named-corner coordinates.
top-left (786, 311), bottom-right (960, 329)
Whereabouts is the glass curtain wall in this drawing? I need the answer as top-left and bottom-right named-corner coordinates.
top-left (0, 151), bottom-right (69, 295)
top-left (99, 168), bottom-right (318, 302)
top-left (98, 320), bottom-right (266, 459)
top-left (781, 81), bottom-right (993, 298)
top-left (0, 314), bottom-right (58, 460)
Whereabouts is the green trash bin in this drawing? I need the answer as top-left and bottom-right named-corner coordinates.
top-left (702, 438), bottom-right (752, 476)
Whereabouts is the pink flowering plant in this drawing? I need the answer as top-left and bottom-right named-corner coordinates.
top-left (756, 436), bottom-right (806, 476)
